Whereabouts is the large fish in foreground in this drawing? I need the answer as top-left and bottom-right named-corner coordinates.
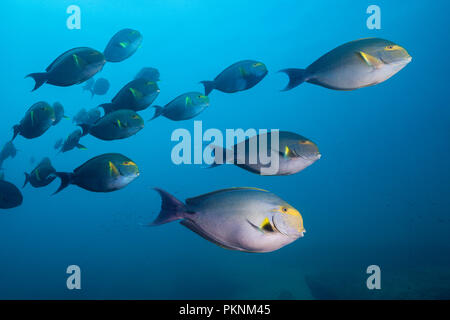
top-left (54, 153), bottom-right (139, 194)
top-left (104, 29), bottom-right (143, 62)
top-left (280, 38), bottom-right (412, 91)
top-left (0, 180), bottom-right (23, 209)
top-left (26, 47), bottom-right (106, 91)
top-left (200, 60), bottom-right (268, 95)
top-left (79, 109), bottom-right (144, 140)
top-left (210, 131), bottom-right (321, 175)
top-left (23, 157), bottom-right (56, 188)
top-left (12, 102), bottom-right (56, 140)
top-left (151, 92), bottom-right (209, 121)
top-left (151, 187), bottom-right (305, 253)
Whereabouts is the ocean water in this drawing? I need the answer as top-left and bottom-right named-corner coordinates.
top-left (0, 0), bottom-right (449, 299)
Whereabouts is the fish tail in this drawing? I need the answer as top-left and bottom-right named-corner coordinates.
top-left (22, 173), bottom-right (30, 188)
top-left (200, 80), bottom-right (215, 96)
top-left (150, 188), bottom-right (188, 226)
top-left (11, 125), bottom-right (20, 141)
top-left (278, 68), bottom-right (309, 91)
top-left (149, 105), bottom-right (164, 120)
top-left (25, 72), bottom-right (48, 91)
top-left (53, 172), bottom-right (74, 195)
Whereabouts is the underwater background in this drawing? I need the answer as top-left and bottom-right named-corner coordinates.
top-left (0, 0), bottom-right (449, 299)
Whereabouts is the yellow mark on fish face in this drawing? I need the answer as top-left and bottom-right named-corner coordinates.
top-left (121, 161), bottom-right (136, 167)
top-left (108, 161), bottom-right (120, 177)
top-left (146, 81), bottom-right (155, 86)
top-left (131, 114), bottom-right (140, 120)
top-left (299, 139), bottom-right (314, 145)
top-left (384, 45), bottom-right (402, 51)
top-left (252, 62), bottom-right (263, 67)
top-left (273, 206), bottom-right (301, 217)
top-left (357, 51), bottom-right (383, 69)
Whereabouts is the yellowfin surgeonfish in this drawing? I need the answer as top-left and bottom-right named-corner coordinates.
top-left (151, 187), bottom-right (305, 253)
top-left (280, 38), bottom-right (411, 91)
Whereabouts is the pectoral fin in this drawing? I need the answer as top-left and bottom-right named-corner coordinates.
top-left (247, 217), bottom-right (276, 233)
top-left (76, 143), bottom-right (87, 150)
top-left (357, 51), bottom-right (383, 69)
top-left (108, 161), bottom-right (120, 177)
top-left (129, 87), bottom-right (143, 99)
top-left (34, 169), bottom-right (41, 181)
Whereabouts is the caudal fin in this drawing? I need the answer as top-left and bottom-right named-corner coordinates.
top-left (22, 173), bottom-right (30, 188)
top-left (151, 188), bottom-right (188, 226)
top-left (53, 172), bottom-right (73, 195)
top-left (279, 68), bottom-right (309, 91)
top-left (25, 72), bottom-right (48, 91)
top-left (200, 80), bottom-right (215, 96)
top-left (11, 125), bottom-right (20, 141)
top-left (149, 106), bottom-right (164, 120)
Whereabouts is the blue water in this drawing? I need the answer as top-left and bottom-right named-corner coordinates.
top-left (0, 0), bottom-right (449, 299)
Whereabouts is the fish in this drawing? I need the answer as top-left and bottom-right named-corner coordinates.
top-left (26, 47), bottom-right (106, 91)
top-left (79, 109), bottom-right (144, 141)
top-left (151, 187), bottom-right (305, 253)
top-left (210, 131), bottom-right (321, 175)
top-left (200, 60), bottom-right (268, 95)
top-left (54, 138), bottom-right (63, 150)
top-left (102, 79), bottom-right (160, 113)
top-left (104, 29), bottom-right (143, 62)
top-left (279, 38), bottom-right (412, 91)
top-left (12, 101), bottom-right (56, 140)
top-left (23, 157), bottom-right (56, 188)
top-left (82, 77), bottom-right (95, 92)
top-left (90, 78), bottom-right (110, 97)
top-left (72, 107), bottom-right (101, 125)
top-left (0, 180), bottom-right (23, 209)
top-left (52, 102), bottom-right (69, 125)
top-left (59, 129), bottom-right (86, 153)
top-left (135, 67), bottom-right (160, 82)
top-left (0, 141), bottom-right (18, 164)
top-left (151, 92), bottom-right (210, 121)
top-left (53, 153), bottom-right (139, 194)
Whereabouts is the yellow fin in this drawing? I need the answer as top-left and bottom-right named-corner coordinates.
top-left (108, 161), bottom-right (119, 177)
top-left (129, 87), bottom-right (143, 99)
top-left (34, 169), bottom-right (41, 181)
top-left (185, 96), bottom-right (192, 106)
top-left (239, 67), bottom-right (247, 77)
top-left (357, 51), bottom-right (383, 69)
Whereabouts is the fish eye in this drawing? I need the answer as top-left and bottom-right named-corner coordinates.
top-left (282, 207), bottom-right (288, 213)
